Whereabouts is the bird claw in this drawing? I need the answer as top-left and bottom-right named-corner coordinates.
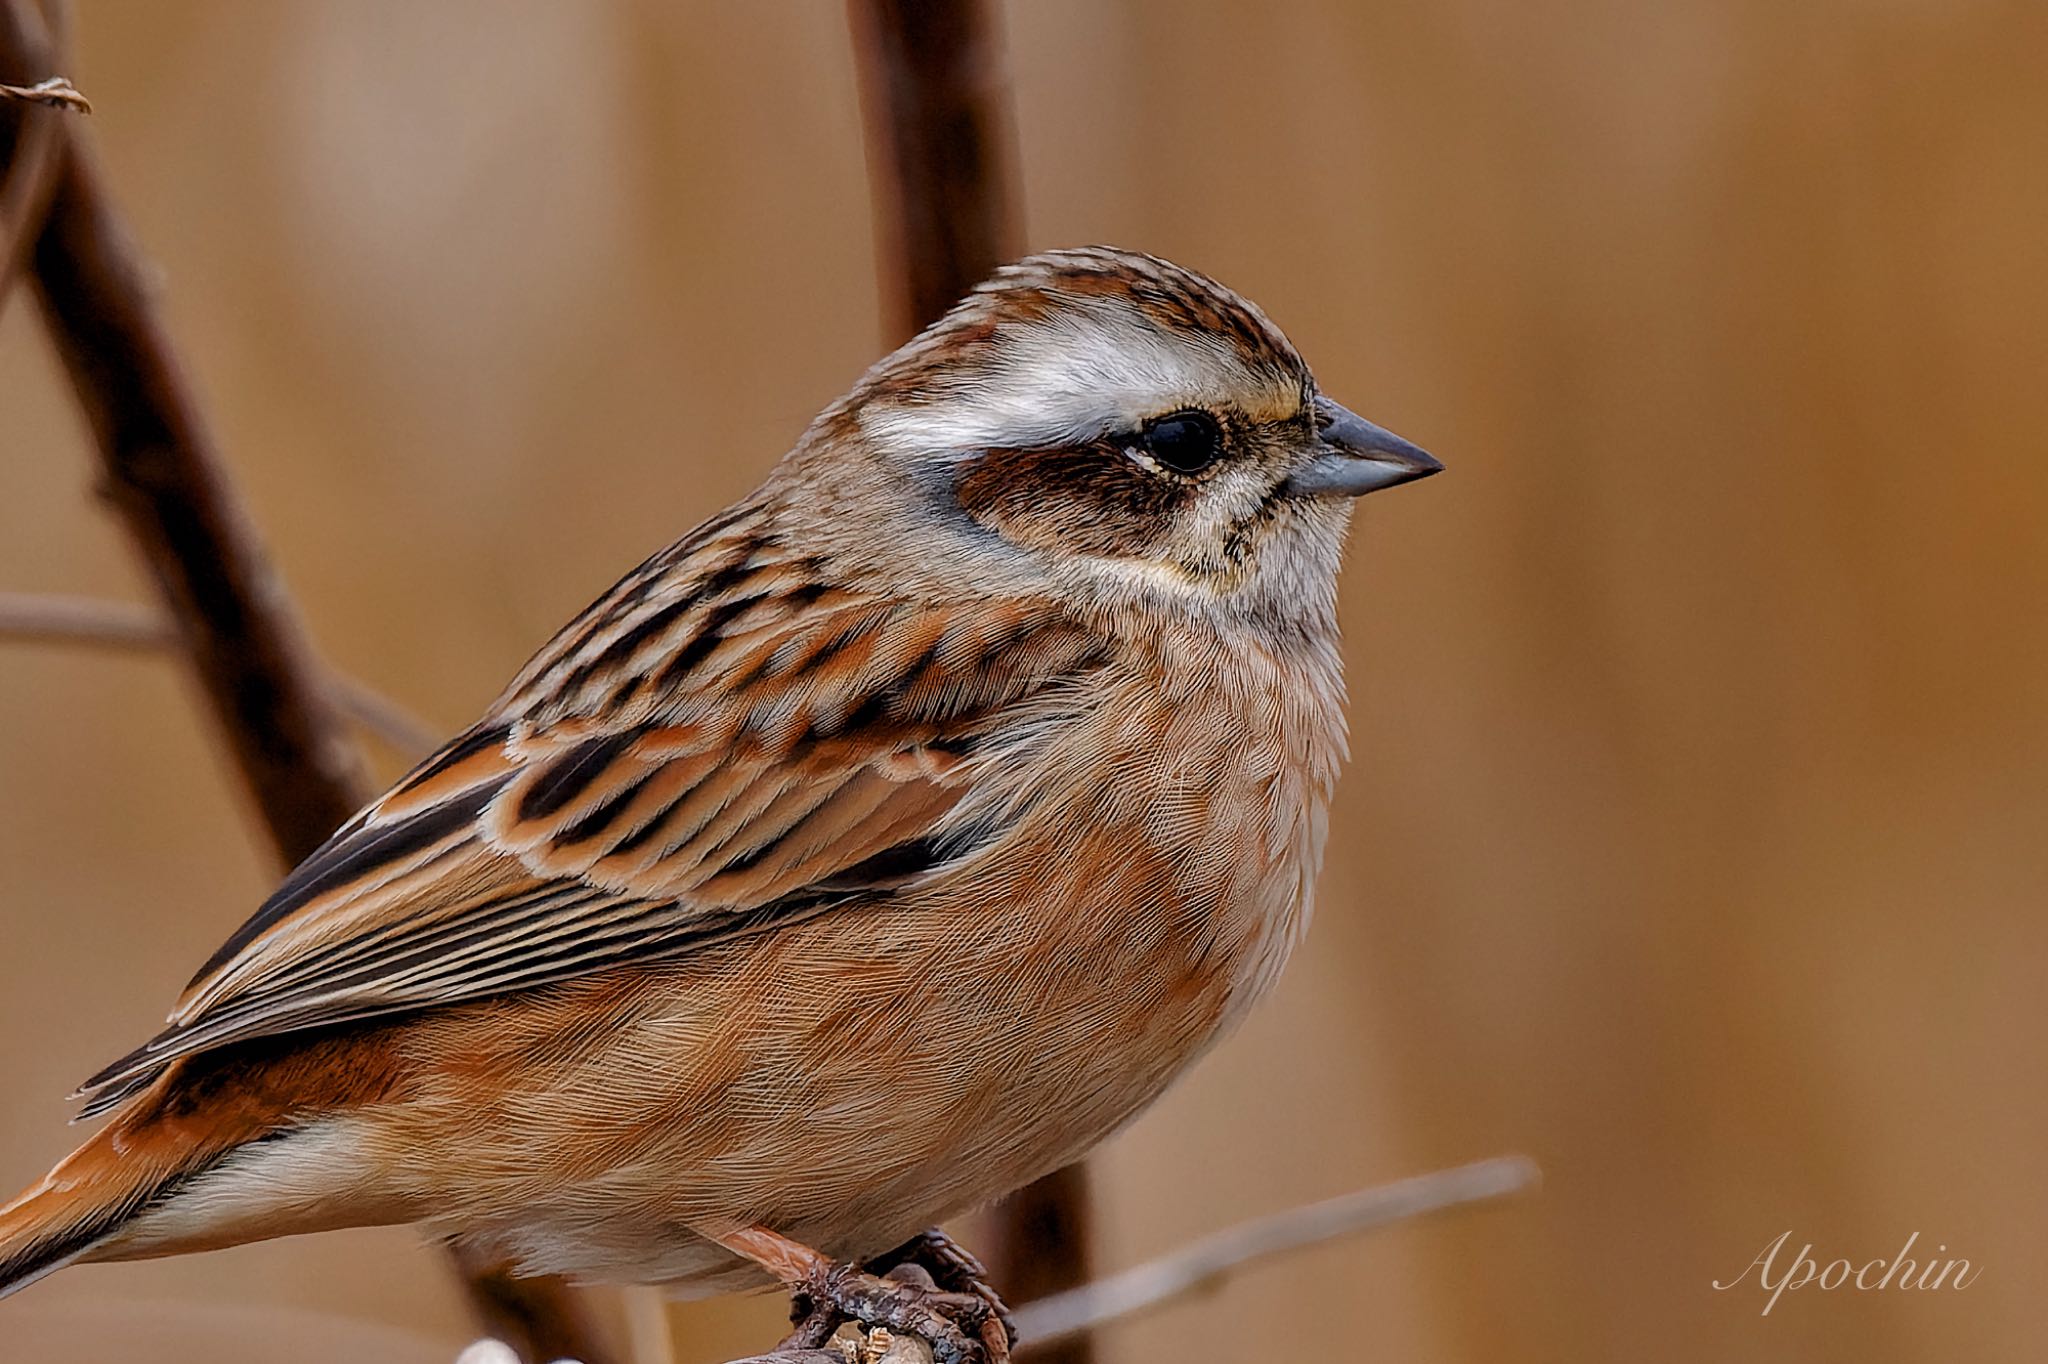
top-left (868, 1228), bottom-right (1016, 1358)
top-left (779, 1259), bottom-right (1000, 1364)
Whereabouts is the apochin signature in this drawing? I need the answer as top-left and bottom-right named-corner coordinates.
top-left (1715, 1231), bottom-right (1981, 1315)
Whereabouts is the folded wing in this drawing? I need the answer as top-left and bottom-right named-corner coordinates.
top-left (77, 516), bottom-right (1108, 1116)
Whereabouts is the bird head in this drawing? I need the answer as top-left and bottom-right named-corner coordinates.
top-left (787, 247), bottom-right (1440, 633)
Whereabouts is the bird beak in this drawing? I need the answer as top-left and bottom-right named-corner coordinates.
top-left (1282, 396), bottom-right (1443, 499)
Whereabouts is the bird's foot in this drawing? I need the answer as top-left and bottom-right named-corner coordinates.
top-left (867, 1228), bottom-right (1016, 1356)
top-left (706, 1222), bottom-right (1009, 1364)
top-left (781, 1259), bottom-right (1001, 1364)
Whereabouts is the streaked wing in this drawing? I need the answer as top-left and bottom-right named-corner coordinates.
top-left (77, 512), bottom-right (1109, 1115)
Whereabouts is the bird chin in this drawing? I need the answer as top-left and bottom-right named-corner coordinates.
top-left (1234, 498), bottom-right (1353, 635)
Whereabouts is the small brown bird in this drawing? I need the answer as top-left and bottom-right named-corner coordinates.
top-left (0, 247), bottom-right (1437, 1358)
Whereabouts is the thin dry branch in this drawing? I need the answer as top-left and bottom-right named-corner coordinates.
top-left (0, 5), bottom-right (610, 1358)
top-left (0, 73), bottom-right (86, 112)
top-left (733, 1322), bottom-right (936, 1364)
top-left (0, 591), bottom-right (443, 756)
top-left (0, 589), bottom-right (169, 649)
top-left (1012, 1156), bottom-right (1542, 1347)
top-left (974, 1165), bottom-right (1091, 1364)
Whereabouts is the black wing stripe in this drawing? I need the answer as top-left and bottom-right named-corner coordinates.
top-left (172, 883), bottom-right (603, 1029)
top-left (648, 591), bottom-right (773, 694)
top-left (555, 772), bottom-right (662, 847)
top-left (393, 723), bottom-right (511, 794)
top-left (553, 594), bottom-right (699, 699)
top-left (517, 732), bottom-right (636, 820)
top-left (188, 778), bottom-right (507, 986)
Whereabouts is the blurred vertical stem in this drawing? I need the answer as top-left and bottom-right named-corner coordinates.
top-left (0, 3), bottom-right (614, 1360)
top-left (976, 1163), bottom-right (1095, 1364)
top-left (847, 0), bottom-right (1021, 338)
top-left (846, 6), bottom-right (1097, 1363)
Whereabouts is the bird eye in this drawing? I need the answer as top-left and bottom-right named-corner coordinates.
top-left (1140, 411), bottom-right (1223, 475)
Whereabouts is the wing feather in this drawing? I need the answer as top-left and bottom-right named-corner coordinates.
top-left (76, 514), bottom-right (1109, 1113)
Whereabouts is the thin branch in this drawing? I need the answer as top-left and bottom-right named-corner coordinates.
top-left (0, 589), bottom-right (166, 648)
top-left (0, 73), bottom-right (86, 112)
top-left (974, 1164), bottom-right (1092, 1364)
top-left (725, 1321), bottom-right (936, 1364)
top-left (330, 672), bottom-right (442, 761)
top-left (0, 591), bottom-right (444, 757)
top-left (0, 5), bottom-right (609, 1358)
top-left (1010, 1156), bottom-right (1542, 1348)
top-left (726, 1332), bottom-right (928, 1364)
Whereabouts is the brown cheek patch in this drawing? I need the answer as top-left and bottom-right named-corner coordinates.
top-left (953, 444), bottom-right (1187, 560)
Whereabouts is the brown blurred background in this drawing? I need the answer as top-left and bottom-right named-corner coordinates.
top-left (4, 2), bottom-right (2045, 1361)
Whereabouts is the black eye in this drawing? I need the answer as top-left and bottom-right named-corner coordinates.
top-left (1141, 411), bottom-right (1223, 474)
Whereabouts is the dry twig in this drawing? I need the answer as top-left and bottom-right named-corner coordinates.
top-left (25, 135), bottom-right (376, 858)
top-left (0, 3), bottom-right (66, 304)
top-left (1011, 1156), bottom-right (1542, 1347)
top-left (0, 73), bottom-right (86, 112)
top-left (0, 591), bottom-right (443, 756)
top-left (846, 0), bottom-right (1021, 345)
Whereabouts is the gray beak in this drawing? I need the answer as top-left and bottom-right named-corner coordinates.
top-left (1282, 396), bottom-right (1443, 499)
